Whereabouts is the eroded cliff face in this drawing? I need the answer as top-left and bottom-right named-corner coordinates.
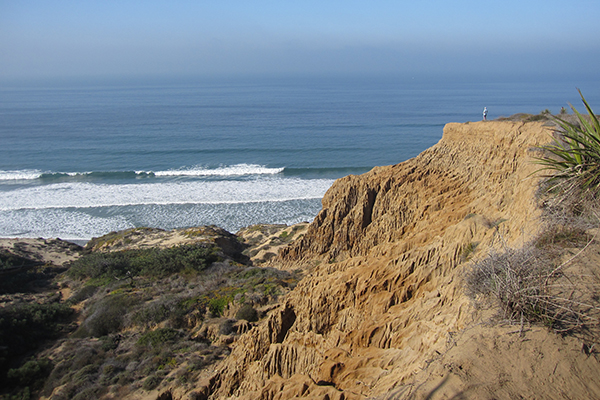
top-left (187, 121), bottom-right (600, 400)
top-left (280, 121), bottom-right (544, 264)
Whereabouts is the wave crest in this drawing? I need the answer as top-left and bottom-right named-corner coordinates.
top-left (0, 170), bottom-right (43, 181)
top-left (154, 164), bottom-right (284, 177)
top-left (0, 164), bottom-right (284, 181)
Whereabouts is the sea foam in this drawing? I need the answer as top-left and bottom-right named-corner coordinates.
top-left (0, 199), bottom-right (323, 241)
top-left (0, 176), bottom-right (334, 211)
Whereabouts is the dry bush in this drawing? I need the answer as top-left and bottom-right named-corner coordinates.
top-left (74, 293), bottom-right (140, 338)
top-left (467, 240), bottom-right (600, 335)
top-left (468, 247), bottom-right (552, 321)
top-left (539, 177), bottom-right (600, 232)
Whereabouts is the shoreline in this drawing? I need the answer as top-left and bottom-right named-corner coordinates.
top-left (0, 237), bottom-right (89, 246)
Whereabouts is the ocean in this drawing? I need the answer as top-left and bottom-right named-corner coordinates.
top-left (1, 74), bottom-right (599, 242)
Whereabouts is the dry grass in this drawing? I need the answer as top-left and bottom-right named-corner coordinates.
top-left (467, 217), bottom-right (600, 338)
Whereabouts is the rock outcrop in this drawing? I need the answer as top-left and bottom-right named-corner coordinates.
top-left (190, 121), bottom-right (600, 399)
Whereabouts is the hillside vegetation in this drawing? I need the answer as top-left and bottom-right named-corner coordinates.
top-left (0, 225), bottom-right (305, 400)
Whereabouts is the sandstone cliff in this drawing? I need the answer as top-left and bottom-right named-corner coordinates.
top-left (191, 121), bottom-right (600, 399)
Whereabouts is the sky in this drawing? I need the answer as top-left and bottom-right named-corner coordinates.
top-left (1, 0), bottom-right (599, 81)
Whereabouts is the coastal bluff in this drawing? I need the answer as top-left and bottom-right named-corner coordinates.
top-left (194, 120), bottom-right (600, 399)
top-left (3, 120), bottom-right (600, 400)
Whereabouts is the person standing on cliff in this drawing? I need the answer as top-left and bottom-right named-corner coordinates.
top-left (483, 107), bottom-right (488, 121)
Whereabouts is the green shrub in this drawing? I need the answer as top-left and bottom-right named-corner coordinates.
top-left (235, 304), bottom-right (258, 322)
top-left (7, 358), bottom-right (53, 388)
top-left (99, 335), bottom-right (120, 351)
top-left (536, 90), bottom-right (600, 200)
top-left (176, 296), bottom-right (202, 314)
top-left (460, 242), bottom-right (479, 262)
top-left (0, 259), bottom-right (63, 295)
top-left (236, 267), bottom-right (290, 286)
top-left (71, 386), bottom-right (102, 400)
top-left (67, 244), bottom-right (220, 283)
top-left (7, 386), bottom-right (31, 400)
top-left (67, 251), bottom-right (133, 280)
top-left (75, 293), bottom-right (138, 337)
top-left (218, 319), bottom-right (235, 335)
top-left (72, 364), bottom-right (99, 386)
top-left (0, 302), bottom-right (72, 369)
top-left (132, 299), bottom-right (179, 327)
top-left (67, 284), bottom-right (99, 304)
top-left (0, 250), bottom-right (33, 269)
top-left (208, 297), bottom-right (230, 317)
top-left (142, 374), bottom-right (162, 391)
top-left (40, 341), bottom-right (109, 398)
top-left (138, 328), bottom-right (181, 348)
top-left (133, 245), bottom-right (220, 276)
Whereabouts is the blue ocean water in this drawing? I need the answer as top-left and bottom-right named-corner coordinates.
top-left (1, 75), bottom-right (599, 241)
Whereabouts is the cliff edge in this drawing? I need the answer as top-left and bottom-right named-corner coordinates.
top-left (194, 121), bottom-right (600, 399)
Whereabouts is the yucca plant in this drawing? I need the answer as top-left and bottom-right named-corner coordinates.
top-left (535, 90), bottom-right (600, 200)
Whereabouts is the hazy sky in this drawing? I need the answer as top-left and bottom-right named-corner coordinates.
top-left (1, 0), bottom-right (599, 80)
